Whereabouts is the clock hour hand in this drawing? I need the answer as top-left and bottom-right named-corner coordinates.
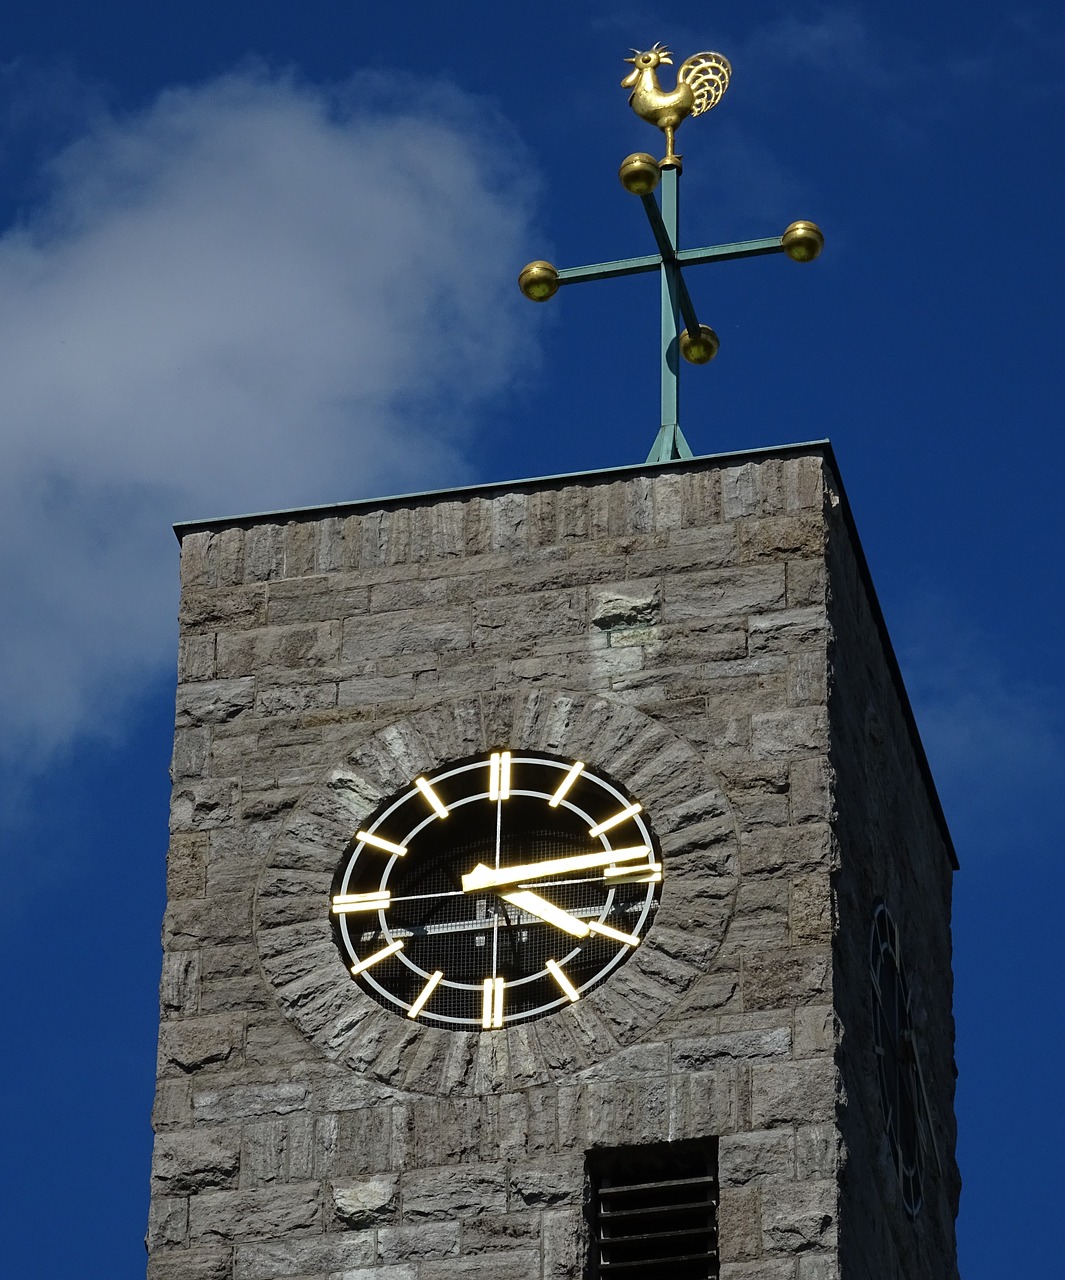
top-left (499, 890), bottom-right (591, 938)
top-left (462, 846), bottom-right (649, 893)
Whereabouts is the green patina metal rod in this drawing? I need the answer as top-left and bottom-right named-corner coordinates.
top-left (654, 166), bottom-right (687, 462)
top-left (553, 236), bottom-right (786, 287)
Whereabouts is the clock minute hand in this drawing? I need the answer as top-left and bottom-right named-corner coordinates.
top-left (461, 846), bottom-right (650, 893)
top-left (499, 890), bottom-right (591, 938)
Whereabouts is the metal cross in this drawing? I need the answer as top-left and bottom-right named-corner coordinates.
top-left (519, 45), bottom-right (823, 462)
top-left (520, 159), bottom-right (823, 463)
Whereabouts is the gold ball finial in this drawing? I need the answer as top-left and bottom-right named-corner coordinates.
top-left (619, 152), bottom-right (661, 196)
top-left (680, 324), bottom-right (720, 365)
top-left (781, 221), bottom-right (825, 263)
top-left (518, 260), bottom-right (560, 302)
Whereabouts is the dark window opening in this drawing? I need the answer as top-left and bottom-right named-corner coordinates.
top-left (585, 1138), bottom-right (719, 1278)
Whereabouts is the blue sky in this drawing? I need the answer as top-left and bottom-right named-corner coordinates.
top-left (1, 3), bottom-right (1062, 1275)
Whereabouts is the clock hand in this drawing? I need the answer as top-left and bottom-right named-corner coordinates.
top-left (499, 890), bottom-right (591, 938)
top-left (462, 846), bottom-right (650, 892)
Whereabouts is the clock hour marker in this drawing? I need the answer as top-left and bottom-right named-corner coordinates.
top-left (549, 760), bottom-right (585, 807)
top-left (482, 976), bottom-right (505, 1028)
top-left (332, 890), bottom-right (391, 913)
top-left (588, 803), bottom-right (642, 838)
top-left (357, 831), bottom-right (407, 856)
top-left (415, 776), bottom-right (449, 819)
top-left (350, 939), bottom-right (404, 975)
top-left (603, 861), bottom-right (662, 884)
top-left (406, 970), bottom-right (444, 1019)
top-left (588, 920), bottom-right (642, 947)
top-left (488, 751), bottom-right (511, 801)
top-left (546, 959), bottom-right (580, 1003)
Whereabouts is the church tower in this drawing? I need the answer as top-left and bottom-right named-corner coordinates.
top-left (147, 43), bottom-right (960, 1280)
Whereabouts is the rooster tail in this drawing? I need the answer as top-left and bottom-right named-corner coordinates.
top-left (678, 52), bottom-right (732, 117)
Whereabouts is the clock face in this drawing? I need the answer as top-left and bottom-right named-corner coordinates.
top-left (870, 902), bottom-right (927, 1217)
top-left (329, 749), bottom-right (663, 1030)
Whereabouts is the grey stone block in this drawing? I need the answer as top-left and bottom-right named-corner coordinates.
top-left (181, 586), bottom-right (267, 632)
top-left (377, 1222), bottom-right (460, 1262)
top-left (193, 1081), bottom-right (311, 1124)
top-left (508, 1158), bottom-right (583, 1207)
top-left (590, 580), bottom-right (662, 629)
top-left (153, 1131), bottom-right (240, 1194)
top-left (743, 948), bottom-right (832, 1011)
top-left (148, 1246), bottom-right (233, 1280)
top-left (751, 706), bottom-right (828, 758)
top-left (790, 872), bottom-right (832, 945)
top-left (663, 565), bottom-right (786, 623)
top-left (798, 1253), bottom-right (840, 1280)
top-left (146, 1194), bottom-right (189, 1249)
top-left (751, 1059), bottom-right (836, 1128)
top-left (402, 1164), bottom-right (508, 1222)
top-left (672, 1026), bottom-right (791, 1071)
top-left (793, 1005), bottom-right (835, 1058)
top-left (461, 1210), bottom-right (541, 1253)
top-left (760, 1178), bottom-right (837, 1251)
top-left (420, 1251), bottom-right (541, 1280)
top-left (176, 678), bottom-right (257, 726)
top-left (233, 1234), bottom-right (375, 1280)
top-left (216, 623), bottom-right (340, 678)
top-left (720, 1130), bottom-right (795, 1185)
top-left (543, 1206), bottom-right (585, 1280)
top-left (717, 1184), bottom-right (761, 1261)
top-left (188, 1183), bottom-right (321, 1243)
top-left (330, 1174), bottom-right (399, 1227)
top-left (158, 1015), bottom-right (244, 1075)
top-left (167, 834), bottom-right (208, 900)
top-left (720, 1263), bottom-right (796, 1280)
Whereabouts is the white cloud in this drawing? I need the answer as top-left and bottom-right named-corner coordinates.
top-left (0, 67), bottom-right (540, 761)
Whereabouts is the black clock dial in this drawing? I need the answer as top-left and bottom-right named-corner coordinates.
top-left (329, 750), bottom-right (663, 1030)
top-left (870, 901), bottom-right (927, 1218)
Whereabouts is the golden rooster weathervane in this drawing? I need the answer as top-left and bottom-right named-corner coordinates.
top-left (519, 42), bottom-right (825, 463)
top-left (621, 42), bottom-right (731, 168)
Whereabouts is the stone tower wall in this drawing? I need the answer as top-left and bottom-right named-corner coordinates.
top-left (824, 486), bottom-right (961, 1278)
top-left (148, 447), bottom-right (956, 1280)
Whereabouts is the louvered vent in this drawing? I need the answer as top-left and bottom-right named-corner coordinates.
top-left (586, 1139), bottom-right (719, 1278)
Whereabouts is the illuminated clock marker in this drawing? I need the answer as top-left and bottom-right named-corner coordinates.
top-left (332, 890), bottom-right (391, 913)
top-left (406, 970), bottom-right (444, 1019)
top-left (588, 921), bottom-right (642, 947)
top-left (482, 976), bottom-right (505, 1029)
top-left (546, 959), bottom-right (580, 1003)
top-left (350, 939), bottom-right (404, 975)
top-left (415, 776), bottom-right (449, 819)
top-left (549, 760), bottom-right (585, 807)
top-left (603, 861), bottom-right (663, 884)
top-left (356, 831), bottom-right (407, 857)
top-left (488, 751), bottom-right (512, 801)
top-left (588, 803), bottom-right (642, 838)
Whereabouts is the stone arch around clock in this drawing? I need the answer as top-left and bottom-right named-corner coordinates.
top-left (254, 688), bottom-right (741, 1096)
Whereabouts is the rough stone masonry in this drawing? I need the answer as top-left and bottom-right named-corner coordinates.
top-left (149, 443), bottom-right (960, 1280)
